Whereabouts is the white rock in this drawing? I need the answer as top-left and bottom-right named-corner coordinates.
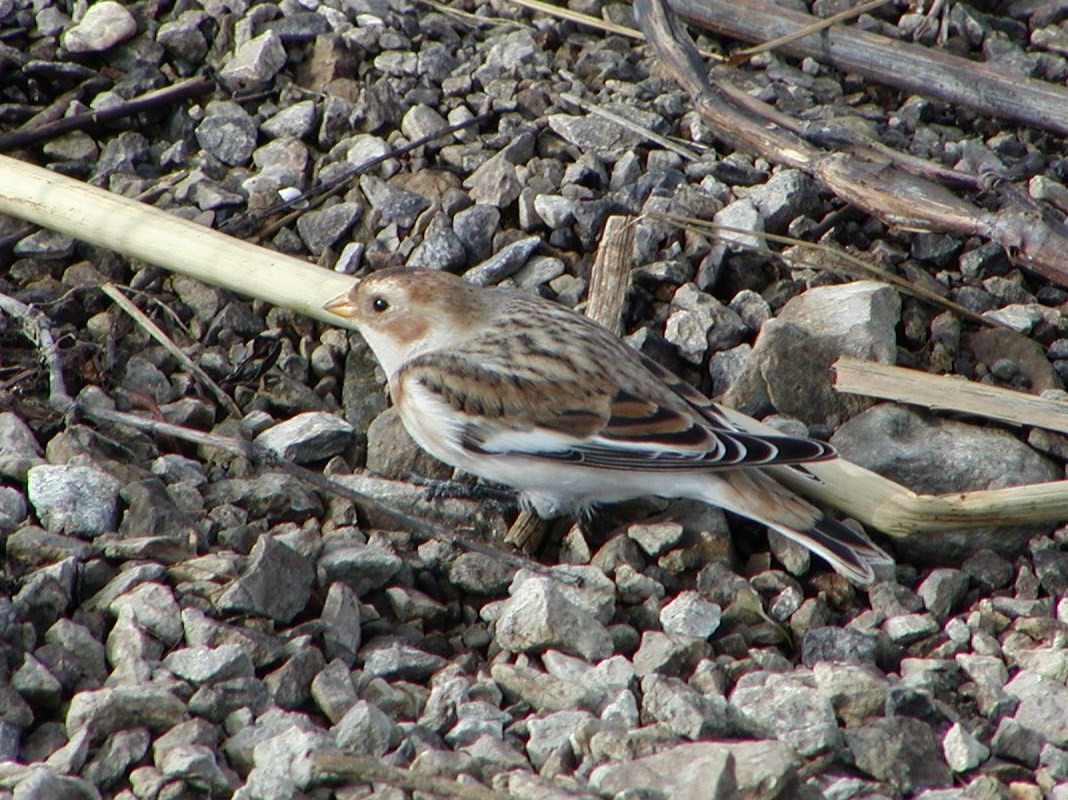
top-left (62, 1), bottom-right (136, 53)
top-left (942, 722), bottom-right (989, 772)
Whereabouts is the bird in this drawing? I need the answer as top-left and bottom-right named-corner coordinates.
top-left (323, 267), bottom-right (893, 585)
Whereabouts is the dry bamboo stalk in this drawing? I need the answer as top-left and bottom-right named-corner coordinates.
top-left (4, 154), bottom-right (1068, 537)
top-left (0, 155), bottom-right (355, 326)
top-left (720, 407), bottom-right (1068, 535)
top-left (833, 356), bottom-right (1068, 435)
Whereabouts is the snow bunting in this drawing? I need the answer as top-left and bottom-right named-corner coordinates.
top-left (324, 268), bottom-right (893, 585)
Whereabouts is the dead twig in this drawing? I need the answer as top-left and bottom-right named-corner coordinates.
top-left (0, 75), bottom-right (215, 152)
top-left (3, 77), bottom-right (110, 143)
top-left (585, 215), bottom-right (636, 335)
top-left (833, 356), bottom-right (1068, 434)
top-left (236, 111), bottom-right (497, 242)
top-left (100, 283), bottom-right (244, 419)
top-left (0, 292), bottom-right (70, 411)
top-left (727, 0), bottom-right (892, 65)
top-left (671, 0), bottom-right (1068, 137)
top-left (633, 0), bottom-right (1068, 289)
top-left (418, 0), bottom-right (532, 29)
top-left (309, 749), bottom-right (508, 800)
top-left (500, 0), bottom-right (724, 59)
top-left (651, 211), bottom-right (998, 328)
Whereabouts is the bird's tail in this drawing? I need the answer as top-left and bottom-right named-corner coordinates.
top-left (692, 468), bottom-right (894, 586)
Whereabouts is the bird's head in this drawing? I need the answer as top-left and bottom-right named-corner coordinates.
top-left (323, 268), bottom-right (482, 375)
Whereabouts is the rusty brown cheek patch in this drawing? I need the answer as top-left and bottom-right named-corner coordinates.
top-left (385, 315), bottom-right (429, 348)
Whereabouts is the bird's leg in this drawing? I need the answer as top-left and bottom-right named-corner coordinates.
top-left (406, 473), bottom-right (518, 510)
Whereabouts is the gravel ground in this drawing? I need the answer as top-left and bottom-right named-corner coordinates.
top-left (3, 0), bottom-right (1068, 798)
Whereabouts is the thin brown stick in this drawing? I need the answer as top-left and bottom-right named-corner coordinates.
top-left (100, 283), bottom-right (244, 419)
top-left (651, 211), bottom-right (997, 328)
top-left (504, 215), bottom-right (636, 549)
top-left (418, 0), bottom-right (532, 29)
top-left (0, 76), bottom-right (214, 152)
top-left (585, 215), bottom-right (636, 334)
top-left (243, 111), bottom-right (497, 242)
top-left (7, 77), bottom-right (110, 139)
top-left (501, 509), bottom-right (547, 551)
top-left (728, 0), bottom-right (892, 65)
top-left (833, 357), bottom-right (1068, 434)
top-left (500, 0), bottom-right (724, 59)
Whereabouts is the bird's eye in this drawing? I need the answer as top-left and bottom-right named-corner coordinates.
top-left (371, 297), bottom-right (389, 313)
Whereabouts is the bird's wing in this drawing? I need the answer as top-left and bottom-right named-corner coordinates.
top-left (401, 348), bottom-right (836, 473)
top-left (462, 386), bottom-right (833, 471)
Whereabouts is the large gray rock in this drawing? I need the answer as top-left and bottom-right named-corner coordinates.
top-left (217, 535), bottom-right (314, 624)
top-left (27, 465), bottom-right (121, 537)
top-left (165, 641), bottom-right (254, 685)
top-left (590, 740), bottom-right (800, 800)
top-left (525, 709), bottom-right (593, 770)
top-left (109, 582), bottom-right (182, 646)
top-left (724, 281), bottom-right (900, 425)
top-left (812, 662), bottom-right (890, 726)
top-left (491, 575), bottom-right (613, 662)
top-left (62, 0), bottom-right (135, 53)
top-left (0, 412), bottom-right (43, 480)
top-left (640, 674), bottom-right (730, 739)
top-left (195, 100), bottom-right (257, 166)
top-left (319, 582), bottom-right (361, 665)
top-left (664, 283), bottom-right (747, 365)
top-left (943, 721), bottom-right (990, 773)
top-left (1004, 670), bottom-right (1068, 747)
top-left (219, 30), bottom-right (287, 89)
top-left (832, 403), bottom-right (1060, 562)
top-left (66, 686), bottom-right (186, 744)
top-left (844, 717), bottom-right (953, 795)
top-left (364, 407), bottom-right (451, 480)
top-left (547, 108), bottom-right (654, 161)
top-left (729, 669), bottom-right (839, 756)
top-left (254, 412), bottom-right (353, 464)
top-left (490, 661), bottom-right (604, 714)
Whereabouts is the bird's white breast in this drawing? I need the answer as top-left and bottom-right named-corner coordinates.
top-left (392, 376), bottom-right (474, 469)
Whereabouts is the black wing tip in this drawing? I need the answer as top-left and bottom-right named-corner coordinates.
top-left (725, 431), bottom-right (837, 467)
top-left (779, 515), bottom-right (895, 587)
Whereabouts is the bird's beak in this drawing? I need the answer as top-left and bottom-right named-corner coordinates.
top-left (323, 288), bottom-right (358, 318)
